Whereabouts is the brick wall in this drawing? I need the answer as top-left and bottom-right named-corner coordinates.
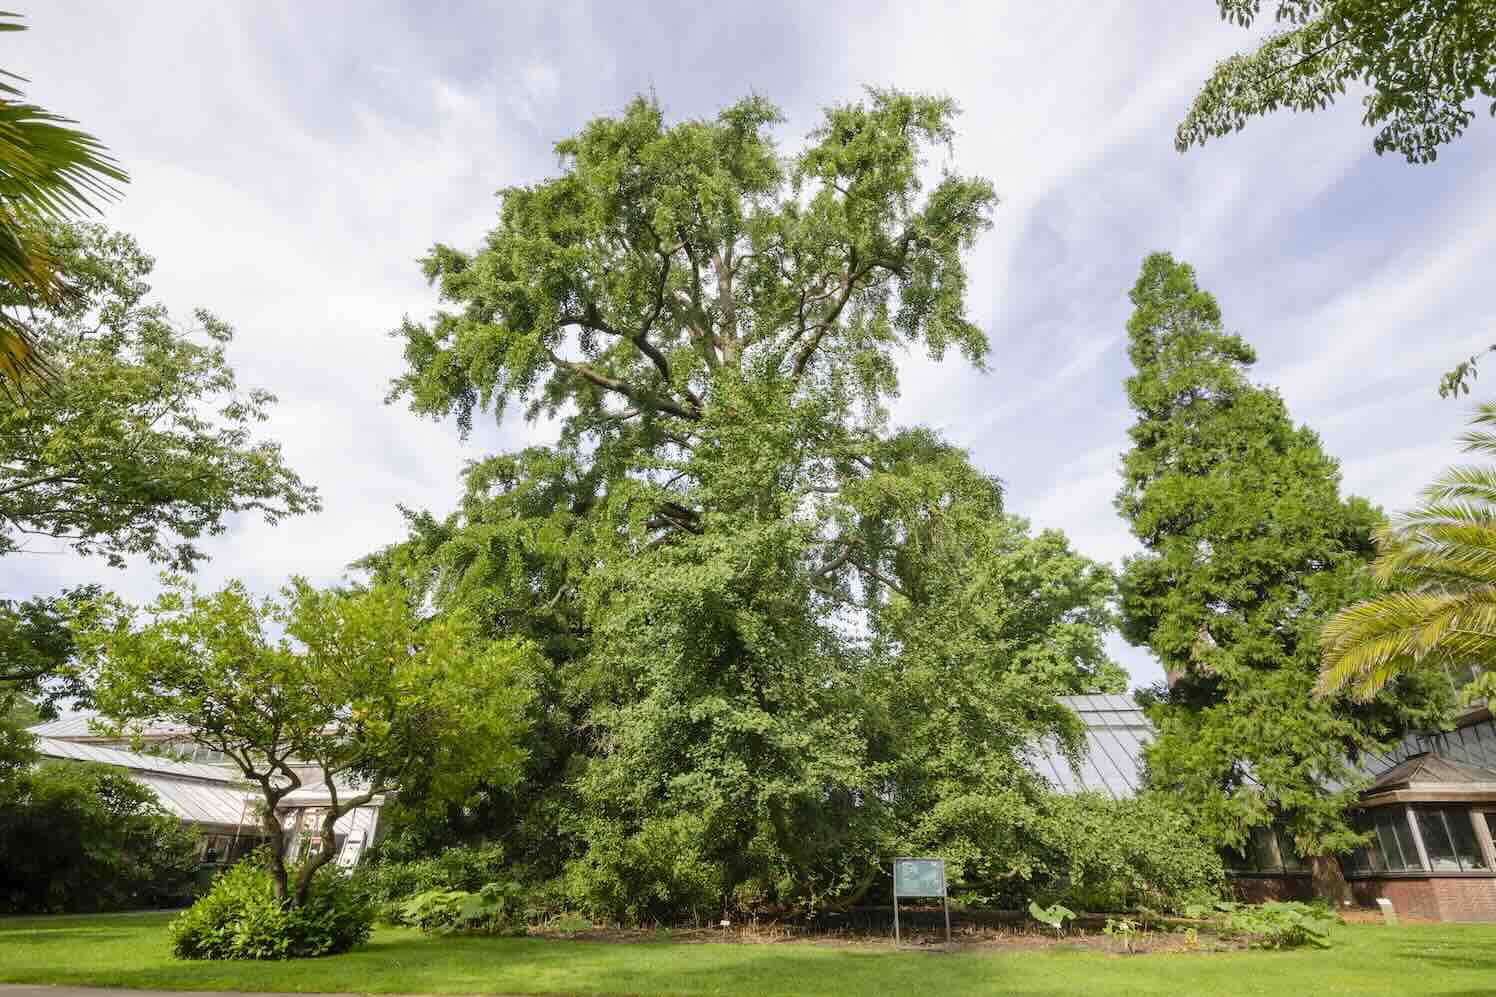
top-left (1432, 877), bottom-right (1496, 922)
top-left (1230, 876), bottom-right (1315, 904)
top-left (1348, 876), bottom-right (1496, 922)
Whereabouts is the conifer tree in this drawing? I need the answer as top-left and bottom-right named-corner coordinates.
top-left (1115, 252), bottom-right (1446, 891)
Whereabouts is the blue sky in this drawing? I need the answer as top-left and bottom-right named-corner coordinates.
top-left (8, 2), bottom-right (1496, 687)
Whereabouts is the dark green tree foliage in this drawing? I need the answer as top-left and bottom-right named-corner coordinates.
top-left (0, 587), bottom-right (97, 715)
top-left (373, 92), bottom-right (1126, 916)
top-left (1179, 2), bottom-right (1496, 164)
top-left (0, 760), bottom-right (200, 913)
top-left (1116, 253), bottom-right (1446, 859)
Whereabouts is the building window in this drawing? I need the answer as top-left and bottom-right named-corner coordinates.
top-left (1415, 808), bottom-right (1489, 872)
top-left (1346, 808), bottom-right (1426, 874)
top-left (1224, 825), bottom-right (1307, 874)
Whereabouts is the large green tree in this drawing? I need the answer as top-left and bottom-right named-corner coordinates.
top-left (1178, 2), bottom-right (1496, 164)
top-left (374, 91), bottom-right (1122, 915)
top-left (76, 577), bottom-right (535, 907)
top-left (1116, 252), bottom-right (1446, 891)
top-left (0, 222), bottom-right (319, 572)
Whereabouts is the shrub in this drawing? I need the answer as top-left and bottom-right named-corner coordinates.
top-left (398, 880), bottom-right (526, 935)
top-left (349, 842), bottom-right (507, 918)
top-left (1020, 792), bottom-right (1225, 913)
top-left (170, 860), bottom-right (374, 960)
top-left (0, 761), bottom-right (200, 913)
top-left (564, 813), bottom-right (723, 924)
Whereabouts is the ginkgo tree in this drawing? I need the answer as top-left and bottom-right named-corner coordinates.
top-left (75, 576), bottom-right (535, 907)
top-left (372, 89), bottom-right (1132, 916)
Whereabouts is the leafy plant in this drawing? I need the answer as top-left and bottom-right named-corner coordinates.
top-left (1027, 900), bottom-right (1076, 936)
top-left (1183, 900), bottom-right (1337, 950)
top-left (169, 860), bottom-right (374, 960)
top-left (1102, 916), bottom-right (1140, 954)
top-left (397, 881), bottom-right (526, 935)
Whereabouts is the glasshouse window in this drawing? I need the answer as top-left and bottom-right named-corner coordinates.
top-left (1415, 808), bottom-right (1489, 872)
top-left (1373, 809), bottom-right (1424, 872)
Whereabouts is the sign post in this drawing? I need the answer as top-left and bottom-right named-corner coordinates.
top-left (892, 857), bottom-right (950, 946)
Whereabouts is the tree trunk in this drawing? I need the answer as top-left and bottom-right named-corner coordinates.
top-left (260, 803), bottom-right (290, 903)
top-left (1309, 854), bottom-right (1352, 906)
top-left (291, 809), bottom-right (341, 907)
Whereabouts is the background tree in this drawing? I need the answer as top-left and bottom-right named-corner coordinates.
top-left (373, 90), bottom-right (1125, 915)
top-left (0, 761), bottom-right (199, 914)
top-left (0, 221), bottom-right (319, 570)
top-left (1116, 252), bottom-right (1447, 897)
top-left (77, 576), bottom-right (536, 907)
top-left (1320, 401), bottom-right (1496, 703)
top-left (1178, 1), bottom-right (1496, 164)
top-left (0, 11), bottom-right (127, 392)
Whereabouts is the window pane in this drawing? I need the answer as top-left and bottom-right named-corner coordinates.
top-left (1375, 813), bottom-right (1407, 870)
top-left (1391, 811), bottom-right (1425, 871)
top-left (1417, 810), bottom-right (1462, 871)
top-left (1446, 810), bottom-right (1489, 871)
top-left (1275, 829), bottom-right (1305, 871)
top-left (1249, 826), bottom-right (1283, 872)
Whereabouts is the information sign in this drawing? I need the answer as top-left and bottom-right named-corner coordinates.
top-left (891, 856), bottom-right (950, 946)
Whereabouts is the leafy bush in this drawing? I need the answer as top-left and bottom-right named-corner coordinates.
top-left (1186, 900), bottom-right (1337, 950)
top-left (349, 842), bottom-right (507, 918)
top-left (398, 880), bottom-right (526, 935)
top-left (170, 860), bottom-right (374, 960)
top-left (1018, 792), bottom-right (1225, 913)
top-left (0, 760), bottom-right (200, 913)
top-left (564, 813), bottom-right (723, 924)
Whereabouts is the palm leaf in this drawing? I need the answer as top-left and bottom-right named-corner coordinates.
top-left (0, 11), bottom-right (127, 392)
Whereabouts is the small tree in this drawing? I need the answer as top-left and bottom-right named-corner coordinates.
top-left (76, 576), bottom-right (534, 907)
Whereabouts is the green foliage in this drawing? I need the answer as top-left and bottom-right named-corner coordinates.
top-left (1027, 900), bottom-right (1076, 935)
top-left (1178, 2), bottom-right (1496, 164)
top-left (369, 90), bottom-right (1125, 922)
top-left (1017, 793), bottom-right (1225, 914)
top-left (169, 860), bottom-right (374, 960)
top-left (396, 881), bottom-right (527, 935)
top-left (1102, 916), bottom-right (1142, 953)
top-left (349, 843), bottom-right (507, 915)
top-left (1116, 252), bottom-right (1447, 858)
top-left (565, 812), bottom-right (726, 924)
top-left (0, 12), bottom-right (128, 392)
top-left (1185, 899), bottom-right (1337, 950)
top-left (0, 586), bottom-right (96, 713)
top-left (1321, 402), bottom-right (1496, 703)
top-left (0, 760), bottom-right (199, 913)
top-left (77, 576), bottom-right (535, 907)
top-left (0, 222), bottom-right (319, 569)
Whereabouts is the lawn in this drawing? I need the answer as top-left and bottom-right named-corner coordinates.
top-left (1, 913), bottom-right (1493, 997)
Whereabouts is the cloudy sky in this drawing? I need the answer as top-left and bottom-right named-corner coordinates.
top-left (8, 2), bottom-right (1495, 687)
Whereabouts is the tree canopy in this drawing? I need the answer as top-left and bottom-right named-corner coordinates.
top-left (1116, 252), bottom-right (1447, 868)
top-left (77, 577), bottom-right (536, 907)
top-left (1178, 1), bottom-right (1496, 164)
top-left (373, 91), bottom-right (1129, 915)
top-left (0, 222), bottom-right (319, 570)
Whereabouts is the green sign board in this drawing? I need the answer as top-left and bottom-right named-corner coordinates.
top-left (893, 857), bottom-right (946, 898)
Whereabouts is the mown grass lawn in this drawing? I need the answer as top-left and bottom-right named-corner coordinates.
top-left (1, 912), bottom-right (1493, 997)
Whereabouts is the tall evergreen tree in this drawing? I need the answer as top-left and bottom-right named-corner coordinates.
top-left (1115, 252), bottom-right (1447, 891)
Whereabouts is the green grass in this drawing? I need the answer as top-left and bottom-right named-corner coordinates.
top-left (1, 913), bottom-right (1493, 996)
